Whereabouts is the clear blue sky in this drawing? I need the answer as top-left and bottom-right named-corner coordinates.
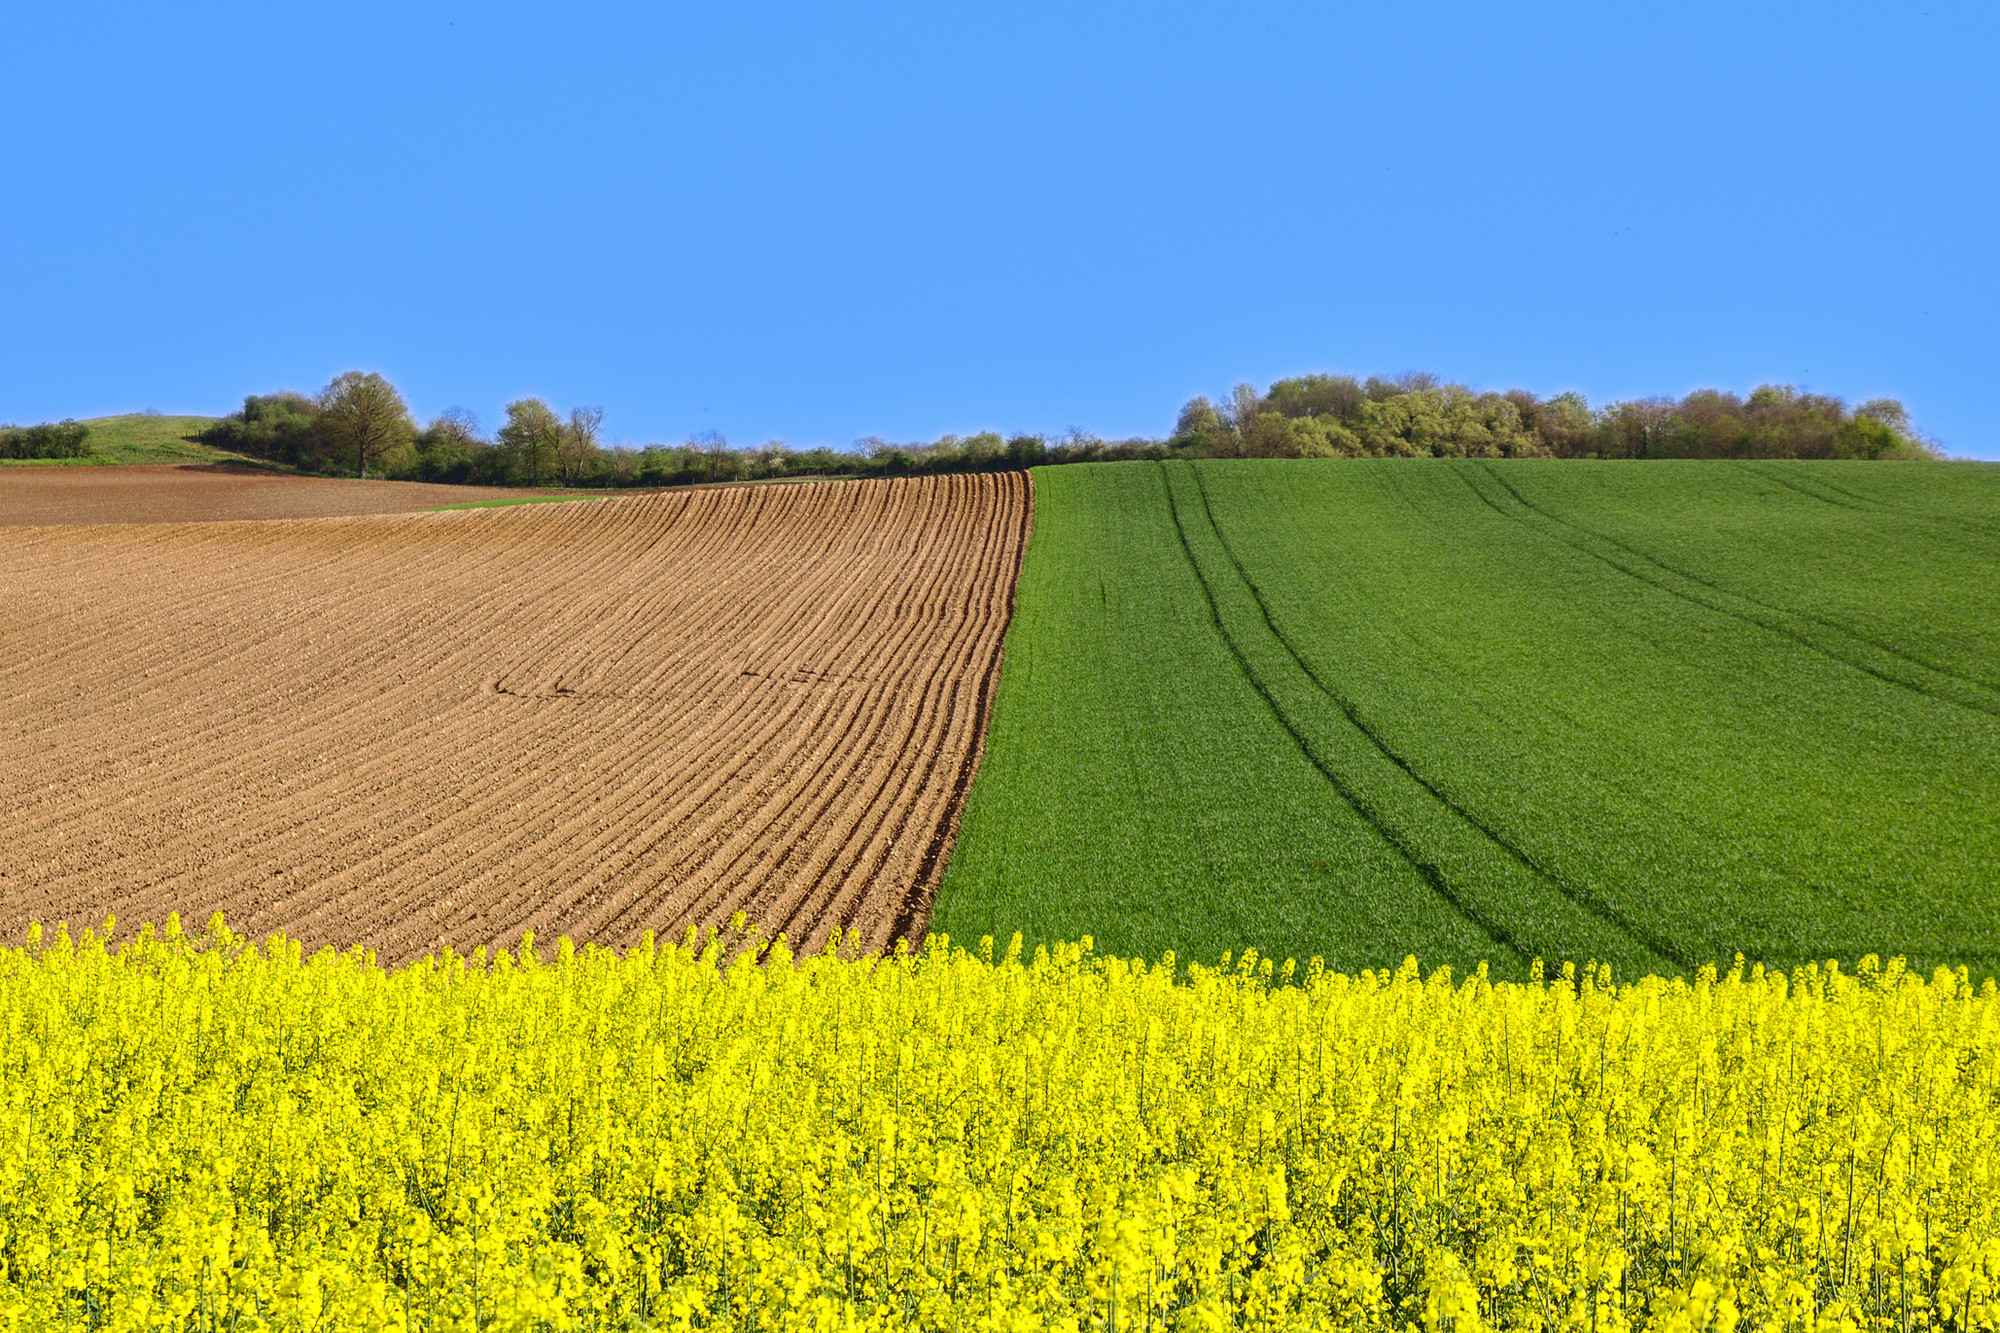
top-left (4, 0), bottom-right (1996, 458)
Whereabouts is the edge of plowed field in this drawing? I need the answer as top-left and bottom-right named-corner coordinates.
top-left (892, 472), bottom-right (1034, 946)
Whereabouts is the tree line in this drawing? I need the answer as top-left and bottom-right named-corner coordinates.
top-left (1170, 374), bottom-right (1939, 461)
top-left (178, 370), bottom-right (1940, 489)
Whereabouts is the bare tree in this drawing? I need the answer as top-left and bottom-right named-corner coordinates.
top-left (1224, 383), bottom-right (1263, 432)
top-left (689, 429), bottom-right (732, 483)
top-left (559, 406), bottom-right (604, 485)
top-left (317, 371), bottom-right (414, 478)
top-left (433, 406), bottom-right (484, 446)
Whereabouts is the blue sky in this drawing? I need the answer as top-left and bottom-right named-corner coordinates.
top-left (3, 0), bottom-right (1996, 458)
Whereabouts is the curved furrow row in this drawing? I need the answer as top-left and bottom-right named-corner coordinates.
top-left (0, 473), bottom-right (1028, 963)
top-left (463, 475), bottom-right (1001, 952)
top-left (0, 500), bottom-right (681, 845)
top-left (13, 488), bottom-right (852, 932)
top-left (646, 473), bottom-right (1015, 951)
top-left (12, 495), bottom-right (855, 934)
top-left (783, 477), bottom-right (1024, 950)
top-left (398, 476), bottom-right (1016, 955)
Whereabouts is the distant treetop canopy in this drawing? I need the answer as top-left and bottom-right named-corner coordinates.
top-left (192, 371), bottom-right (1942, 490)
top-left (1166, 375), bottom-right (1939, 462)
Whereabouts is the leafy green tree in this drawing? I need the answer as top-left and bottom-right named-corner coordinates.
top-left (1223, 384), bottom-right (1263, 438)
top-left (1170, 397), bottom-right (1231, 454)
top-left (749, 440), bottom-right (793, 478)
top-left (197, 393), bottom-right (322, 467)
top-left (1239, 412), bottom-right (1304, 457)
top-left (498, 399), bottom-right (564, 484)
top-left (691, 430), bottom-right (737, 482)
top-left (1836, 414), bottom-right (1902, 460)
top-left (1536, 392), bottom-right (1597, 456)
top-left (1855, 398), bottom-right (1914, 436)
top-left (1264, 374), bottom-right (1364, 420)
top-left (1005, 434), bottom-right (1049, 467)
top-left (1291, 414), bottom-right (1364, 457)
top-left (1598, 398), bottom-right (1676, 459)
top-left (317, 372), bottom-right (415, 479)
top-left (409, 408), bottom-right (489, 483)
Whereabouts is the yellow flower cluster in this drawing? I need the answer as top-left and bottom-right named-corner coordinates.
top-left (1, 915), bottom-right (1996, 1332)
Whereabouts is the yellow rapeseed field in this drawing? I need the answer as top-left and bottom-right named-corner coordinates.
top-left (1, 916), bottom-right (1997, 1332)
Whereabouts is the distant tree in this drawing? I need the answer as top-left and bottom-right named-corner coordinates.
top-left (1240, 413), bottom-right (1304, 457)
top-left (1224, 384), bottom-right (1263, 436)
top-left (407, 407), bottom-right (490, 483)
top-left (1854, 398), bottom-right (1914, 437)
top-left (498, 399), bottom-right (564, 484)
top-left (0, 419), bottom-right (91, 460)
top-left (691, 429), bottom-right (734, 483)
top-left (1536, 392), bottom-right (1598, 456)
top-left (1599, 398), bottom-right (1676, 460)
top-left (1264, 374), bottom-right (1364, 421)
top-left (197, 393), bottom-right (322, 468)
top-left (559, 406), bottom-right (604, 485)
top-left (249, 391), bottom-right (320, 422)
top-left (1290, 414), bottom-right (1365, 457)
top-left (1847, 399), bottom-right (1938, 459)
top-left (864, 436), bottom-right (915, 477)
top-left (189, 367), bottom-right (1941, 494)
top-left (432, 406), bottom-right (484, 447)
top-left (316, 372), bottom-right (414, 479)
top-left (1170, 397), bottom-right (1231, 454)
top-left (1051, 428), bottom-right (1107, 464)
top-left (1836, 414), bottom-right (1902, 460)
top-left (750, 439), bottom-right (793, 478)
top-left (1004, 433), bottom-right (1049, 467)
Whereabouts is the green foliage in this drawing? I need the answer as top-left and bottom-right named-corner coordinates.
top-left (497, 397), bottom-right (565, 484)
top-left (935, 459), bottom-right (2000, 978)
top-left (200, 379), bottom-right (416, 478)
top-left (0, 419), bottom-right (91, 459)
top-left (317, 371), bottom-right (415, 478)
top-left (406, 407), bottom-right (495, 483)
top-left (177, 368), bottom-right (1941, 498)
top-left (1171, 378), bottom-right (1942, 462)
top-left (199, 392), bottom-right (326, 470)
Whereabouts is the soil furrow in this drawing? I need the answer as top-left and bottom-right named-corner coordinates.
top-left (0, 473), bottom-right (1028, 963)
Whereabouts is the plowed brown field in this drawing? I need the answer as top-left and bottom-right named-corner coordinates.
top-left (0, 463), bottom-right (571, 526)
top-left (0, 473), bottom-right (1029, 962)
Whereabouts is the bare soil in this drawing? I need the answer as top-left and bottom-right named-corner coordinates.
top-left (0, 473), bottom-right (1030, 963)
top-left (0, 463), bottom-right (573, 526)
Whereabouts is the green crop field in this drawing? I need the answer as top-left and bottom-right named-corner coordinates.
top-left (933, 458), bottom-right (2000, 979)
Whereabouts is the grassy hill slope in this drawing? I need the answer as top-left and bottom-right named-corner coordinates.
top-left (0, 413), bottom-right (246, 467)
top-left (932, 458), bottom-right (2000, 978)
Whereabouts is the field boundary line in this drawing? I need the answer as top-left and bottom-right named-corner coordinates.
top-left (891, 472), bottom-right (1032, 946)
